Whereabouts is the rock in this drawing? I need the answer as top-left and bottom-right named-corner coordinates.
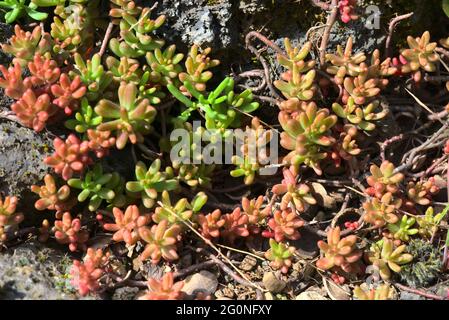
top-left (0, 120), bottom-right (52, 219)
top-left (262, 272), bottom-right (286, 293)
top-left (112, 287), bottom-right (140, 300)
top-left (296, 291), bottom-right (328, 300)
top-left (0, 242), bottom-right (90, 300)
top-left (182, 270), bottom-right (218, 296)
top-left (240, 255), bottom-right (257, 271)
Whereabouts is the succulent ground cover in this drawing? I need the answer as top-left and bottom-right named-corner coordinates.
top-left (1, 0), bottom-right (449, 301)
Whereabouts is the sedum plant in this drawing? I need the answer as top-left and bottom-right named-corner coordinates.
top-left (138, 219), bottom-right (181, 264)
top-left (0, 0), bottom-right (47, 24)
top-left (103, 205), bottom-right (151, 246)
top-left (109, 6), bottom-right (165, 58)
top-left (416, 206), bottom-right (446, 239)
top-left (126, 159), bottom-right (178, 209)
top-left (168, 77), bottom-right (259, 134)
top-left (31, 174), bottom-right (74, 213)
top-left (353, 283), bottom-right (395, 300)
top-left (362, 192), bottom-right (401, 228)
top-left (400, 31), bottom-right (439, 82)
top-left (279, 102), bottom-right (337, 175)
top-left (197, 209), bottom-right (225, 240)
top-left (145, 45), bottom-right (184, 86)
top-left (221, 207), bottom-right (250, 244)
top-left (85, 129), bottom-right (116, 158)
top-left (367, 238), bottom-right (413, 280)
top-left (67, 164), bottom-right (123, 211)
top-left (70, 247), bottom-right (109, 296)
top-left (53, 212), bottom-right (89, 252)
top-left (265, 239), bottom-right (296, 274)
top-left (332, 97), bottom-right (388, 131)
top-left (0, 195), bottom-right (24, 242)
top-left (69, 53), bottom-right (113, 101)
top-left (95, 82), bottom-right (157, 149)
top-left (272, 167), bottom-right (316, 211)
top-left (316, 227), bottom-right (362, 273)
top-left (267, 209), bottom-right (304, 242)
top-left (139, 272), bottom-right (185, 300)
top-left (343, 70), bottom-right (381, 105)
top-left (406, 178), bottom-right (439, 207)
top-left (64, 98), bottom-right (102, 133)
top-left (366, 161), bottom-right (404, 198)
top-left (326, 37), bottom-right (366, 84)
top-left (241, 196), bottom-right (270, 233)
top-left (1, 25), bottom-right (52, 66)
top-left (387, 215), bottom-right (418, 242)
top-left (152, 190), bottom-right (207, 225)
top-left (179, 44), bottom-right (220, 92)
top-left (44, 134), bottom-right (93, 180)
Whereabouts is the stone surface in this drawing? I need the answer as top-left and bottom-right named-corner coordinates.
top-left (0, 242), bottom-right (87, 300)
top-left (182, 270), bottom-right (219, 296)
top-left (262, 272), bottom-right (286, 293)
top-left (296, 291), bottom-right (328, 300)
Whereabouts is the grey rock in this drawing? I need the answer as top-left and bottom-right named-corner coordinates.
top-left (0, 120), bottom-right (52, 218)
top-left (112, 287), bottom-right (140, 300)
top-left (262, 272), bottom-right (286, 293)
top-left (182, 270), bottom-right (219, 296)
top-left (0, 242), bottom-right (88, 300)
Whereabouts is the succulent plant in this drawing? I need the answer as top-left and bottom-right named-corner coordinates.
top-left (353, 283), bottom-right (395, 300)
top-left (109, 0), bottom-right (141, 21)
top-left (265, 239), bottom-right (295, 274)
top-left (272, 167), bottom-right (316, 211)
top-left (278, 39), bottom-right (315, 74)
top-left (27, 53), bottom-right (60, 86)
top-left (330, 124), bottom-right (361, 166)
top-left (95, 83), bottom-right (157, 149)
top-left (279, 103), bottom-right (337, 175)
top-left (343, 70), bottom-right (381, 105)
top-left (1, 25), bottom-right (52, 66)
top-left (179, 44), bottom-right (220, 92)
top-left (0, 0), bottom-right (48, 24)
top-left (401, 31), bottom-right (439, 82)
top-left (231, 117), bottom-right (273, 185)
top-left (31, 174), bottom-right (74, 213)
top-left (406, 178), bottom-right (439, 207)
top-left (338, 0), bottom-right (358, 24)
top-left (221, 207), bottom-right (250, 244)
top-left (168, 77), bottom-right (259, 134)
top-left (125, 159), bottom-right (178, 209)
top-left (316, 227), bottom-right (362, 273)
top-left (275, 68), bottom-right (316, 101)
top-left (53, 212), bottom-right (89, 252)
top-left (241, 196), bottom-right (270, 228)
top-left (64, 98), bottom-right (101, 132)
top-left (367, 238), bottom-right (413, 280)
top-left (366, 161), bottom-right (404, 198)
top-left (109, 6), bottom-right (165, 58)
top-left (332, 97), bottom-right (388, 131)
top-left (0, 195), bottom-right (24, 242)
top-left (44, 134), bottom-right (93, 180)
top-left (416, 206), bottom-right (446, 239)
top-left (51, 74), bottom-right (86, 115)
top-left (68, 164), bottom-right (121, 211)
top-left (196, 209), bottom-right (225, 240)
top-left (70, 247), bottom-right (109, 296)
top-left (0, 62), bottom-right (30, 99)
top-left (387, 215), bottom-right (418, 242)
top-left (326, 37), bottom-right (366, 84)
top-left (145, 45), bottom-right (184, 86)
top-left (69, 53), bottom-right (113, 101)
top-left (85, 129), bottom-right (116, 158)
top-left (103, 205), bottom-right (151, 246)
top-left (267, 209), bottom-right (304, 242)
top-left (10, 89), bottom-right (52, 132)
top-left (139, 272), bottom-right (185, 300)
top-left (362, 192), bottom-right (401, 228)
top-left (138, 219), bottom-right (181, 264)
top-left (152, 190), bottom-right (207, 225)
